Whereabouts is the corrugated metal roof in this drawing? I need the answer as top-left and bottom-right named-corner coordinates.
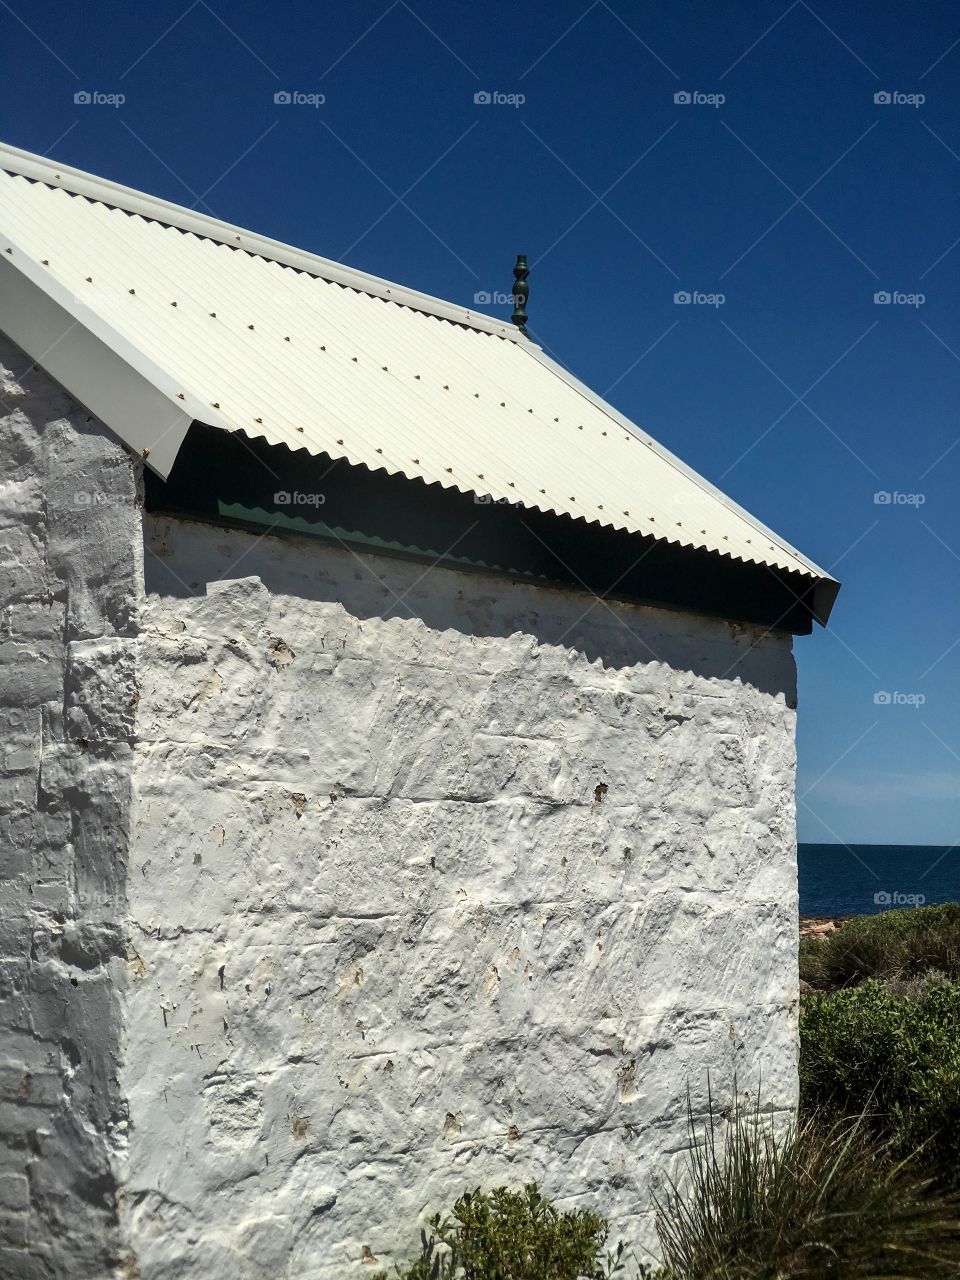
top-left (0, 142), bottom-right (838, 619)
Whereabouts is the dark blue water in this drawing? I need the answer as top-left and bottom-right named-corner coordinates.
top-left (798, 844), bottom-right (960, 917)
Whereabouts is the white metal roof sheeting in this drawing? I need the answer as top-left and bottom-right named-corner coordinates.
top-left (0, 143), bottom-right (837, 615)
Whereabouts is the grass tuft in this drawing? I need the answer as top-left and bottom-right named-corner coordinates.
top-left (654, 1094), bottom-right (960, 1278)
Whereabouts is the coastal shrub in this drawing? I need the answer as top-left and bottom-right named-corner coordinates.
top-left (799, 902), bottom-right (960, 988)
top-left (374, 1183), bottom-right (652, 1279)
top-left (655, 1098), bottom-right (960, 1278)
top-left (800, 976), bottom-right (960, 1181)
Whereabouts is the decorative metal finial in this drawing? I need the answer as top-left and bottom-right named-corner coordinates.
top-left (511, 254), bottom-right (529, 334)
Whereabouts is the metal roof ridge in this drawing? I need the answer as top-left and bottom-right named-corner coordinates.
top-left (0, 140), bottom-right (527, 343)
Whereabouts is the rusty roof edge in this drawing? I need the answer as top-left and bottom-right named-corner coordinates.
top-left (0, 140), bottom-right (529, 344)
top-left (522, 342), bottom-right (840, 622)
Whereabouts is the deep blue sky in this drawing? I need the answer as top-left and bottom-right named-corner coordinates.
top-left (4, 0), bottom-right (960, 847)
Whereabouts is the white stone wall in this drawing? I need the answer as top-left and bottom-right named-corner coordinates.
top-left (0, 334), bottom-right (140, 1279)
top-left (124, 514), bottom-right (800, 1278)
top-left (0, 335), bottom-right (801, 1276)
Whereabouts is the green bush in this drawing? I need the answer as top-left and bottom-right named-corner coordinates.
top-left (655, 1098), bottom-right (960, 1278)
top-left (800, 903), bottom-right (960, 989)
top-left (375, 1183), bottom-right (652, 1279)
top-left (800, 976), bottom-right (960, 1180)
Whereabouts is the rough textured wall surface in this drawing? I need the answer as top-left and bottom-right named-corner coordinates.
top-left (128, 514), bottom-right (800, 1279)
top-left (0, 341), bottom-right (801, 1277)
top-left (0, 334), bottom-right (140, 1279)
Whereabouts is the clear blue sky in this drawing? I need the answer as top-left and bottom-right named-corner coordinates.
top-left (4, 0), bottom-right (960, 846)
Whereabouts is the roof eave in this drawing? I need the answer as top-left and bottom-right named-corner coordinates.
top-left (0, 251), bottom-right (192, 475)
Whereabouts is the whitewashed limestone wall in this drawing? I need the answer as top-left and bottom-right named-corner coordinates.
top-left (125, 514), bottom-right (801, 1278)
top-left (0, 334), bottom-right (139, 1279)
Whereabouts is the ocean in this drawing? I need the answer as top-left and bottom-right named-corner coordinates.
top-left (798, 843), bottom-right (960, 918)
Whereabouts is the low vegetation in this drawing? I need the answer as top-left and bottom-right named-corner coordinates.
top-left (799, 901), bottom-right (960, 989)
top-left (798, 911), bottom-right (960, 1187)
top-left (373, 1183), bottom-right (639, 1279)
top-left (379, 1109), bottom-right (960, 1278)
